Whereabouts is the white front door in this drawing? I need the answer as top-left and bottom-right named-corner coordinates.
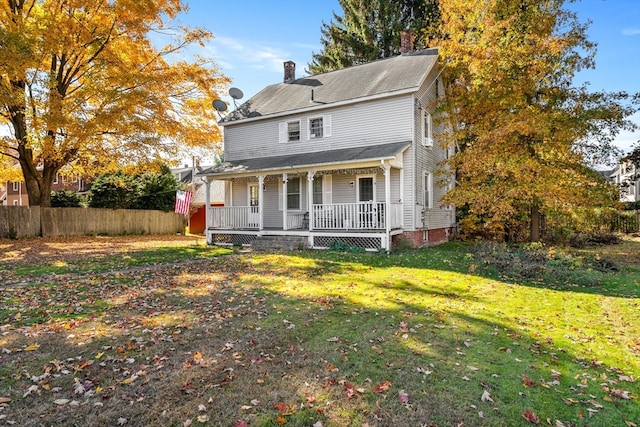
top-left (248, 183), bottom-right (259, 228)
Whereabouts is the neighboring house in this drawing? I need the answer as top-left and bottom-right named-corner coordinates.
top-left (607, 158), bottom-right (639, 203)
top-left (172, 165), bottom-right (225, 234)
top-left (198, 38), bottom-right (455, 251)
top-left (0, 187), bottom-right (6, 205)
top-left (5, 172), bottom-right (90, 206)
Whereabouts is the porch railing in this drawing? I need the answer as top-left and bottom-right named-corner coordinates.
top-left (208, 202), bottom-right (403, 231)
top-left (209, 206), bottom-right (259, 230)
top-left (312, 202), bottom-right (401, 230)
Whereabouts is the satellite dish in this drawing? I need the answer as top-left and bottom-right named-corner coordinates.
top-left (212, 99), bottom-right (227, 112)
top-left (248, 111), bottom-right (262, 118)
top-left (229, 87), bottom-right (244, 100)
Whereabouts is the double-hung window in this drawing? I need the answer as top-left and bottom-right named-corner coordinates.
top-left (424, 171), bottom-right (433, 208)
top-left (287, 121), bottom-right (300, 142)
top-left (309, 118), bottom-right (323, 139)
top-left (423, 111), bottom-right (433, 147)
top-left (308, 115), bottom-right (331, 140)
top-left (280, 120), bottom-right (301, 142)
top-left (287, 177), bottom-right (300, 210)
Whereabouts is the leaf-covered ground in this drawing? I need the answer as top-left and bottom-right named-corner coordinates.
top-left (0, 235), bottom-right (638, 426)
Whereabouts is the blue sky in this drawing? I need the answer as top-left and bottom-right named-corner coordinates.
top-left (180, 0), bottom-right (640, 154)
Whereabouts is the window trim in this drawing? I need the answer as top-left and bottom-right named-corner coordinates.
top-left (12, 181), bottom-right (19, 191)
top-left (356, 174), bottom-right (376, 203)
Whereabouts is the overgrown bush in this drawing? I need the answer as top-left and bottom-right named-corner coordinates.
top-left (569, 232), bottom-right (621, 248)
top-left (50, 189), bottom-right (84, 207)
top-left (469, 241), bottom-right (618, 286)
top-left (88, 164), bottom-right (178, 211)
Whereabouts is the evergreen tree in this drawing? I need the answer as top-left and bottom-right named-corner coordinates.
top-left (308, 0), bottom-right (440, 74)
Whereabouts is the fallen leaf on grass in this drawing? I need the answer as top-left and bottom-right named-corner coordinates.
top-left (608, 388), bottom-right (632, 399)
top-left (373, 381), bottom-right (391, 393)
top-left (0, 397), bottom-right (11, 404)
top-left (522, 375), bottom-right (536, 388)
top-left (521, 409), bottom-right (540, 424)
top-left (197, 415), bottom-right (209, 422)
top-left (24, 344), bottom-right (39, 351)
top-left (117, 418), bottom-right (127, 425)
top-left (54, 399), bottom-right (70, 405)
top-left (234, 421), bottom-right (248, 427)
top-left (481, 390), bottom-right (493, 402)
top-left (398, 390), bottom-right (409, 404)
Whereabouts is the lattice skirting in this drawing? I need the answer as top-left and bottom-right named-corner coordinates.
top-left (209, 233), bottom-right (258, 246)
top-left (311, 235), bottom-right (383, 251)
top-left (208, 231), bottom-right (388, 251)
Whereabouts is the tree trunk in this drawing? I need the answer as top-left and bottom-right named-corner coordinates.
top-left (530, 205), bottom-right (541, 242)
top-left (10, 79), bottom-right (50, 207)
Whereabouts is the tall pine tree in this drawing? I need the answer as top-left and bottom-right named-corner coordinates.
top-left (308, 0), bottom-right (440, 74)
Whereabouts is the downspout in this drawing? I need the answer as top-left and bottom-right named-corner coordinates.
top-left (282, 173), bottom-right (288, 230)
top-left (258, 175), bottom-right (264, 231)
top-left (382, 161), bottom-right (391, 252)
top-left (202, 178), bottom-right (211, 240)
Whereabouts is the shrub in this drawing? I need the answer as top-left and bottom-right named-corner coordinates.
top-left (51, 190), bottom-right (84, 207)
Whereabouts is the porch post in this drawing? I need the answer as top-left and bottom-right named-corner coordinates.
top-left (282, 173), bottom-right (288, 231)
top-left (307, 171), bottom-right (315, 231)
top-left (202, 178), bottom-right (211, 232)
top-left (382, 162), bottom-right (391, 251)
top-left (257, 175), bottom-right (264, 231)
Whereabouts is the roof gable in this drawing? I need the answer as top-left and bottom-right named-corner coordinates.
top-left (222, 48), bottom-right (438, 123)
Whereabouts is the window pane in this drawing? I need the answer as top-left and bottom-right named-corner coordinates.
top-left (310, 118), bottom-right (323, 138)
top-left (288, 121), bottom-right (300, 141)
top-left (359, 177), bottom-right (373, 201)
top-left (249, 185), bottom-right (259, 206)
top-left (287, 177), bottom-right (300, 209)
top-left (313, 176), bottom-right (323, 204)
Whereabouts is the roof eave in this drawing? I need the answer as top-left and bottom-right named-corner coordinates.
top-left (220, 87), bottom-right (418, 127)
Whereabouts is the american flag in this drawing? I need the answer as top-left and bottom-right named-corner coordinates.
top-left (174, 190), bottom-right (192, 215)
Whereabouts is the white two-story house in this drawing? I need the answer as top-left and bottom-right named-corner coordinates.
top-left (198, 43), bottom-right (455, 251)
top-left (609, 158), bottom-right (639, 203)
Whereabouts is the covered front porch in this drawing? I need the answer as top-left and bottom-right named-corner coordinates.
top-left (198, 142), bottom-right (409, 251)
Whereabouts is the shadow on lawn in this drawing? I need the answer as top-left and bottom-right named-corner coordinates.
top-left (290, 243), bottom-right (640, 299)
top-left (1, 246), bottom-right (638, 426)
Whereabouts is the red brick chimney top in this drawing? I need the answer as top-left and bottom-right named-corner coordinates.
top-left (400, 30), bottom-right (414, 54)
top-left (284, 61), bottom-right (296, 83)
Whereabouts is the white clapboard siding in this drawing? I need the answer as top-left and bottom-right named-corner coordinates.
top-left (223, 95), bottom-right (413, 162)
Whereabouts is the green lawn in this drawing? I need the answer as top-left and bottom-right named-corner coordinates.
top-left (0, 236), bottom-right (637, 426)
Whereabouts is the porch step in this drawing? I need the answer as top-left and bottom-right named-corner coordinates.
top-left (251, 235), bottom-right (308, 252)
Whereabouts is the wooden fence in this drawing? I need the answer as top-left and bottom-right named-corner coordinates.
top-left (0, 206), bottom-right (184, 239)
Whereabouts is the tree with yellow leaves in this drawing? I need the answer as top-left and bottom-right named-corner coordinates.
top-left (436, 0), bottom-right (637, 241)
top-left (1, 0), bottom-right (229, 206)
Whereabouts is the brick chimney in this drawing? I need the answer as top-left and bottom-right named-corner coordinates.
top-left (284, 61), bottom-right (296, 83)
top-left (400, 30), bottom-right (414, 54)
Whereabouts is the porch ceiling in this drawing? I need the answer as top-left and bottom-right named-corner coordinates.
top-left (198, 141), bottom-right (410, 179)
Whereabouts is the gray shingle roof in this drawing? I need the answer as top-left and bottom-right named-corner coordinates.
top-left (198, 141), bottom-right (410, 178)
top-left (222, 49), bottom-right (438, 123)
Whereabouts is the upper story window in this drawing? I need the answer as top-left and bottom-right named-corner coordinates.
top-left (12, 181), bottom-right (19, 191)
top-left (422, 111), bottom-right (433, 147)
top-left (308, 115), bottom-right (331, 140)
top-left (288, 121), bottom-right (300, 141)
top-left (279, 120), bottom-right (300, 142)
top-left (309, 118), bottom-right (323, 139)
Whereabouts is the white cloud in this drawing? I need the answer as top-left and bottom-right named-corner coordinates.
top-left (622, 28), bottom-right (640, 36)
